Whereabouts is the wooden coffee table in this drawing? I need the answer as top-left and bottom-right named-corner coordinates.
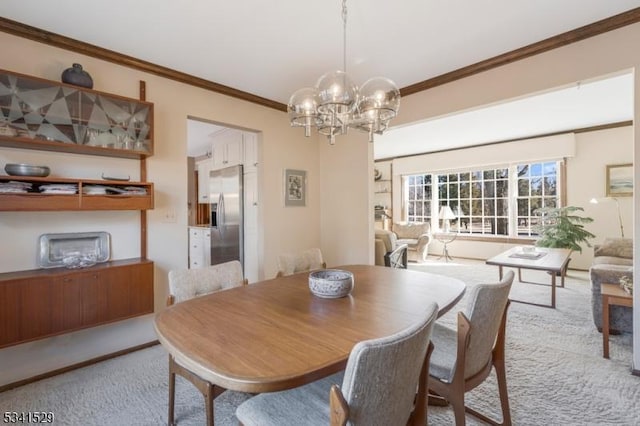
top-left (485, 247), bottom-right (572, 308)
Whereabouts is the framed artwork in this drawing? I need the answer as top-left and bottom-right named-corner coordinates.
top-left (606, 163), bottom-right (633, 197)
top-left (284, 169), bottom-right (306, 207)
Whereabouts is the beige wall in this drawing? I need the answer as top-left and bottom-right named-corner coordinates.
top-left (0, 32), bottom-right (324, 385)
top-left (569, 126), bottom-right (634, 258)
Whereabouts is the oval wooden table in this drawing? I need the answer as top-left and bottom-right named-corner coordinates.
top-left (155, 264), bottom-right (466, 424)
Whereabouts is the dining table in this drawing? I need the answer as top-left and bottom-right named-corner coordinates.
top-left (154, 264), bottom-right (466, 424)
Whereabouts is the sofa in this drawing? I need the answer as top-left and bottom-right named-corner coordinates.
top-left (589, 238), bottom-right (633, 334)
top-left (392, 222), bottom-right (432, 262)
top-left (375, 229), bottom-right (408, 268)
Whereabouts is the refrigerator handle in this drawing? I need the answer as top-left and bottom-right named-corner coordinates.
top-left (218, 192), bottom-right (225, 228)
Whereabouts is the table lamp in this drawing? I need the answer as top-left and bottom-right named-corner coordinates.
top-left (590, 197), bottom-right (624, 237)
top-left (439, 205), bottom-right (456, 232)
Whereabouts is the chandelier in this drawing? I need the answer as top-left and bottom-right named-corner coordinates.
top-left (288, 0), bottom-right (401, 145)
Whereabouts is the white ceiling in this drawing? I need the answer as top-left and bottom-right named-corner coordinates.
top-left (2, 0), bottom-right (638, 157)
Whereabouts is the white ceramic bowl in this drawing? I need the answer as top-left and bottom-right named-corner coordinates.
top-left (308, 269), bottom-right (354, 298)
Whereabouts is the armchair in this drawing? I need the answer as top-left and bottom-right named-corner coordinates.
top-left (392, 222), bottom-right (432, 262)
top-left (589, 238), bottom-right (633, 334)
top-left (375, 229), bottom-right (408, 268)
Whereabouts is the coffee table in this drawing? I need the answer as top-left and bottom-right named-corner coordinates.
top-left (485, 247), bottom-right (571, 308)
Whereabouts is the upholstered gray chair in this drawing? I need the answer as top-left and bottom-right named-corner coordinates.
top-left (236, 302), bottom-right (439, 426)
top-left (275, 247), bottom-right (326, 277)
top-left (167, 259), bottom-right (248, 305)
top-left (166, 260), bottom-right (248, 426)
top-left (428, 270), bottom-right (514, 426)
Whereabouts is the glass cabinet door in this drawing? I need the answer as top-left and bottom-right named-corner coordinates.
top-left (0, 69), bottom-right (153, 157)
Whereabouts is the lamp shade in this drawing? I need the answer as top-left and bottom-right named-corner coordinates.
top-left (439, 205), bottom-right (456, 220)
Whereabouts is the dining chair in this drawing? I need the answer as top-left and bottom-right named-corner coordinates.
top-left (275, 247), bottom-right (326, 277)
top-left (236, 302), bottom-right (439, 426)
top-left (428, 270), bottom-right (514, 426)
top-left (166, 260), bottom-right (247, 426)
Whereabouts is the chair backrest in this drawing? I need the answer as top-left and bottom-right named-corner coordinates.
top-left (462, 270), bottom-right (514, 378)
top-left (168, 260), bottom-right (246, 304)
top-left (276, 248), bottom-right (325, 277)
top-left (340, 302), bottom-right (438, 425)
top-left (392, 221), bottom-right (430, 239)
top-left (374, 229), bottom-right (397, 253)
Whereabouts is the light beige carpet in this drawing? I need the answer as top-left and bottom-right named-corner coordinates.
top-left (0, 260), bottom-right (637, 425)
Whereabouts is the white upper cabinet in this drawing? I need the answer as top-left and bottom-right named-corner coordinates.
top-left (211, 129), bottom-right (243, 170)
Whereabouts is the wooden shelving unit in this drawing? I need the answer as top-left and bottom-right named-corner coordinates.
top-left (0, 69), bottom-right (155, 347)
top-left (0, 175), bottom-right (154, 211)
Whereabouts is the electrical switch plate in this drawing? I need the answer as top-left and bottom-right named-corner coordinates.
top-left (163, 208), bottom-right (177, 223)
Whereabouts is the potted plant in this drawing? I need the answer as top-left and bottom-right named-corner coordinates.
top-left (534, 205), bottom-right (595, 252)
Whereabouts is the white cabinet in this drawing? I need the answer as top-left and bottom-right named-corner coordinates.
top-left (189, 227), bottom-right (211, 269)
top-left (243, 132), bottom-right (259, 173)
top-left (197, 159), bottom-right (212, 203)
top-left (212, 129), bottom-right (243, 170)
top-left (243, 171), bottom-right (259, 283)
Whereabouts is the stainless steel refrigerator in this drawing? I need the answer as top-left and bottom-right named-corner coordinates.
top-left (209, 165), bottom-right (243, 267)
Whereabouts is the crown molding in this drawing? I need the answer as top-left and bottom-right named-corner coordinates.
top-left (0, 17), bottom-right (287, 112)
top-left (1, 8), bottom-right (639, 112)
top-left (400, 7), bottom-right (640, 96)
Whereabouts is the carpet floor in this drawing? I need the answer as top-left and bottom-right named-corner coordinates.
top-left (1, 260), bottom-right (637, 425)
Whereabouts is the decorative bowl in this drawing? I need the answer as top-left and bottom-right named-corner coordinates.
top-left (5, 163), bottom-right (50, 177)
top-left (308, 269), bottom-right (354, 298)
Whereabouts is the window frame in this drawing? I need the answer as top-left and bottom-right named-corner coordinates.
top-left (402, 160), bottom-right (563, 240)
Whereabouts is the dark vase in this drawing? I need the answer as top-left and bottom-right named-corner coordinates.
top-left (61, 63), bottom-right (93, 89)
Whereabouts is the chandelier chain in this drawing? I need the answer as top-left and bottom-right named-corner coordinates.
top-left (287, 0), bottom-right (400, 144)
top-left (342, 0), bottom-right (347, 73)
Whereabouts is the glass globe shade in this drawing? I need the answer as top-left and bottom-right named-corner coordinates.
top-left (288, 87), bottom-right (320, 126)
top-left (357, 77), bottom-right (400, 121)
top-left (315, 70), bottom-right (358, 115)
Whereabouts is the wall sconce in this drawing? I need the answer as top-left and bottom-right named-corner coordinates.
top-left (590, 197), bottom-right (624, 237)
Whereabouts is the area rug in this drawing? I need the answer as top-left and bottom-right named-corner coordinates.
top-left (1, 261), bottom-right (637, 425)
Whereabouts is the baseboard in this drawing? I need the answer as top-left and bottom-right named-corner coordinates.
top-left (0, 340), bottom-right (159, 393)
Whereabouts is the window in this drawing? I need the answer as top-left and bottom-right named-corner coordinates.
top-left (516, 161), bottom-right (558, 236)
top-left (438, 168), bottom-right (509, 235)
top-left (404, 161), bottom-right (560, 238)
top-left (406, 174), bottom-right (432, 223)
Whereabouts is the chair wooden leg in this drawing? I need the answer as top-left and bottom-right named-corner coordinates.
top-left (465, 368), bottom-right (512, 425)
top-left (168, 356), bottom-right (176, 426)
top-left (450, 394), bottom-right (467, 426)
top-left (409, 342), bottom-right (433, 426)
top-left (169, 354), bottom-right (226, 426)
top-left (494, 358), bottom-right (512, 426)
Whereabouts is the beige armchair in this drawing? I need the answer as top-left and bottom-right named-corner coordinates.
top-left (392, 222), bottom-right (432, 262)
top-left (375, 229), bottom-right (408, 268)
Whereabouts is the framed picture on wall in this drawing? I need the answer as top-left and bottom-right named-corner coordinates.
top-left (606, 163), bottom-right (633, 197)
top-left (284, 169), bottom-right (306, 207)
